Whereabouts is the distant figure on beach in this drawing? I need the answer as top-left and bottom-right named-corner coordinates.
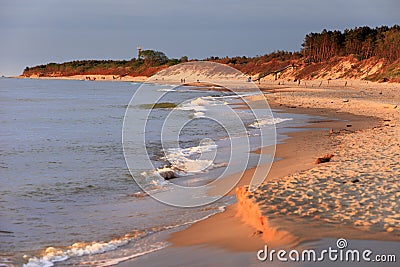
top-left (298, 79), bottom-right (301, 86)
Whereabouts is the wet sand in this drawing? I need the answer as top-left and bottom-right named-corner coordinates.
top-left (168, 105), bottom-right (384, 244)
top-left (15, 74), bottom-right (400, 266)
top-left (118, 95), bottom-right (395, 266)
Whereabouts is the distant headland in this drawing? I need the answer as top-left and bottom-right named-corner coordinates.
top-left (21, 25), bottom-right (400, 83)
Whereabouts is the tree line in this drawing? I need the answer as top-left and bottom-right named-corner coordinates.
top-left (23, 25), bottom-right (400, 77)
top-left (23, 50), bottom-right (189, 76)
top-left (302, 25), bottom-right (400, 63)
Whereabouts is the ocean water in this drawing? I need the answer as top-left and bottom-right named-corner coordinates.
top-left (0, 78), bottom-right (315, 266)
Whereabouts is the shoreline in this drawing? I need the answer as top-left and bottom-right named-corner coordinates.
top-left (11, 74), bottom-right (400, 87)
top-left (169, 103), bottom-right (384, 244)
top-left (117, 78), bottom-right (399, 266)
top-left (118, 98), bottom-right (391, 266)
top-left (12, 74), bottom-right (149, 82)
top-left (6, 76), bottom-right (399, 265)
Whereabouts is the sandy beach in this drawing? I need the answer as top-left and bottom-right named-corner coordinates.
top-left (15, 74), bottom-right (149, 82)
top-left (114, 78), bottom-right (400, 266)
top-left (3, 1), bottom-right (400, 265)
top-left (10, 73), bottom-right (400, 266)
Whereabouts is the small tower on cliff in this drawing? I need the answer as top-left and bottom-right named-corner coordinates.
top-left (137, 46), bottom-right (142, 60)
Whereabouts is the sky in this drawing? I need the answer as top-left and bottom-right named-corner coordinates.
top-left (0, 0), bottom-right (399, 76)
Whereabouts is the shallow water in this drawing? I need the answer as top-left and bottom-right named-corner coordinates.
top-left (0, 78), bottom-right (316, 266)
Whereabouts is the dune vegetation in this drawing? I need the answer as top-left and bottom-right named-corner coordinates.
top-left (22, 25), bottom-right (400, 82)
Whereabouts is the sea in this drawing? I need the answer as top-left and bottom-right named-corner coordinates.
top-left (0, 78), bottom-right (316, 266)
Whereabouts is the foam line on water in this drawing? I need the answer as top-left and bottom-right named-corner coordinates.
top-left (249, 117), bottom-right (293, 128)
top-left (22, 206), bottom-right (226, 267)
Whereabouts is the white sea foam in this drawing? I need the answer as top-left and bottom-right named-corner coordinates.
top-left (23, 237), bottom-right (134, 267)
top-left (138, 141), bottom-right (221, 190)
top-left (210, 92), bottom-right (262, 100)
top-left (176, 96), bottom-right (226, 113)
top-left (156, 88), bottom-right (175, 92)
top-left (193, 111), bottom-right (205, 118)
top-left (164, 139), bottom-right (218, 174)
top-left (77, 206), bottom-right (226, 266)
top-left (177, 97), bottom-right (208, 112)
top-left (150, 176), bottom-right (170, 187)
top-left (23, 237), bottom-right (160, 267)
top-left (23, 205), bottom-right (227, 267)
top-left (249, 117), bottom-right (293, 128)
top-left (139, 169), bottom-right (172, 190)
top-left (90, 242), bottom-right (168, 267)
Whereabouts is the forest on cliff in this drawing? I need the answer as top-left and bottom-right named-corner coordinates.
top-left (22, 25), bottom-right (400, 82)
